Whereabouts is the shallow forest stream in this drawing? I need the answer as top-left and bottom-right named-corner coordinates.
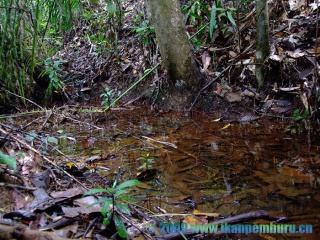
top-left (4, 107), bottom-right (316, 239)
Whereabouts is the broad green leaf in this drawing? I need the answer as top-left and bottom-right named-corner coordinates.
top-left (107, 3), bottom-right (117, 14)
top-left (116, 203), bottom-right (131, 216)
top-left (101, 200), bottom-right (113, 217)
top-left (115, 180), bottom-right (141, 191)
top-left (0, 151), bottom-right (16, 170)
top-left (47, 137), bottom-right (58, 145)
top-left (26, 132), bottom-right (37, 142)
top-left (84, 188), bottom-right (110, 196)
top-left (114, 214), bottom-right (128, 238)
top-left (293, 109), bottom-right (301, 121)
top-left (114, 189), bottom-right (129, 198)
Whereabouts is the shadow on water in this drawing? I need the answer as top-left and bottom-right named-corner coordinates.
top-left (61, 109), bottom-right (320, 238)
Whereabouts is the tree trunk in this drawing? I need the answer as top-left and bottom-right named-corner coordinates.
top-left (256, 0), bottom-right (270, 87)
top-left (146, 0), bottom-right (204, 110)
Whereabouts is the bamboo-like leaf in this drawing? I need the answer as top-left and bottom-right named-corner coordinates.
top-left (227, 11), bottom-right (236, 26)
top-left (209, 4), bottom-right (217, 39)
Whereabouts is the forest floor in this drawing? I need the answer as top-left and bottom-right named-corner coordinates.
top-left (44, 0), bottom-right (319, 122)
top-left (0, 0), bottom-right (320, 239)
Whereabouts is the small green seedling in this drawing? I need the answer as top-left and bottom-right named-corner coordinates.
top-left (84, 179), bottom-right (141, 238)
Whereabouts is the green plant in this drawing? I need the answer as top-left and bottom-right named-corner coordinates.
top-left (84, 179), bottom-right (141, 238)
top-left (104, 0), bottom-right (129, 30)
top-left (100, 87), bottom-right (114, 109)
top-left (0, 0), bottom-right (83, 109)
top-left (209, 1), bottom-right (236, 40)
top-left (138, 154), bottom-right (154, 170)
top-left (293, 109), bottom-right (309, 122)
top-left (286, 109), bottom-right (310, 135)
top-left (0, 150), bottom-right (17, 170)
top-left (130, 20), bottom-right (155, 45)
top-left (182, 0), bottom-right (236, 46)
top-left (24, 131), bottom-right (73, 154)
top-left (182, 0), bottom-right (208, 25)
top-left (39, 58), bottom-right (67, 98)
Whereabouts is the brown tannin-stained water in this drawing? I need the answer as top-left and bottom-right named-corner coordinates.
top-left (60, 109), bottom-right (319, 238)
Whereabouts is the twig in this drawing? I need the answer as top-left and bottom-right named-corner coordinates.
top-left (105, 62), bottom-right (162, 111)
top-left (116, 209), bottom-right (154, 240)
top-left (5, 90), bottom-right (45, 111)
top-left (188, 66), bottom-right (231, 111)
top-left (153, 213), bottom-right (219, 217)
top-left (0, 182), bottom-right (36, 191)
top-left (61, 115), bottom-right (103, 130)
top-left (0, 127), bottom-right (88, 190)
top-left (141, 136), bottom-right (198, 161)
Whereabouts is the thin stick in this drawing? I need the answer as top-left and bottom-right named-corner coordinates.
top-left (0, 182), bottom-right (36, 191)
top-left (0, 127), bottom-right (88, 190)
top-left (6, 90), bottom-right (45, 111)
top-left (188, 66), bottom-right (231, 111)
